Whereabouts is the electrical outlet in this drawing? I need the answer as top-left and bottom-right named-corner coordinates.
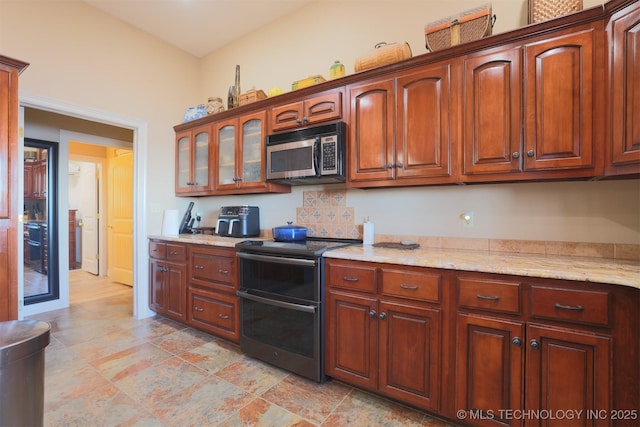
top-left (461, 211), bottom-right (474, 228)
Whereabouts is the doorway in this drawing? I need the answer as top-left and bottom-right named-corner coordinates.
top-left (19, 94), bottom-right (153, 319)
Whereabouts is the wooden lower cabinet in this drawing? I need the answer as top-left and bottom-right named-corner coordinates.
top-left (453, 272), bottom-right (637, 427)
top-left (148, 240), bottom-right (187, 322)
top-left (325, 259), bottom-right (444, 412)
top-left (325, 262), bottom-right (637, 427)
top-left (148, 240), bottom-right (239, 342)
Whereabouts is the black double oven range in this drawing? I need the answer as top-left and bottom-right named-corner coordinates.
top-left (235, 237), bottom-right (360, 383)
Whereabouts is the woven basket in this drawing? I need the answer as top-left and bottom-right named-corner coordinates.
top-left (528, 0), bottom-right (583, 23)
top-left (354, 42), bottom-right (412, 72)
top-left (424, 3), bottom-right (495, 53)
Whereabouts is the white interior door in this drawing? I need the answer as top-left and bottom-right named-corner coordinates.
top-left (78, 162), bottom-right (99, 275)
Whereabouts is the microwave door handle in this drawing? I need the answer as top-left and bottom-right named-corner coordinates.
top-left (313, 137), bottom-right (320, 175)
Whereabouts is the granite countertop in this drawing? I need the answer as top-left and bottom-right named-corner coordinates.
top-left (148, 234), bottom-right (268, 248)
top-left (323, 245), bottom-right (640, 290)
top-left (148, 234), bottom-right (640, 289)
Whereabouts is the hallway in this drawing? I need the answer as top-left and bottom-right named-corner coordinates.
top-left (26, 271), bottom-right (455, 426)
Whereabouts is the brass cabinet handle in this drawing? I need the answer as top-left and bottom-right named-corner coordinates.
top-left (195, 265), bottom-right (204, 270)
top-left (194, 307), bottom-right (204, 312)
top-left (400, 284), bottom-right (418, 290)
top-left (343, 276), bottom-right (359, 282)
top-left (554, 303), bottom-right (584, 311)
top-left (218, 269), bottom-right (229, 274)
top-left (218, 314), bottom-right (230, 319)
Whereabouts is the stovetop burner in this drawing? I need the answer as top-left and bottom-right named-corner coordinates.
top-left (235, 237), bottom-right (361, 257)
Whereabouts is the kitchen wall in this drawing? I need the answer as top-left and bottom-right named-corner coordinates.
top-left (2, 0), bottom-right (638, 250)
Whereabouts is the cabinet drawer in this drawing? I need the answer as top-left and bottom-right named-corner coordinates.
top-left (149, 241), bottom-right (166, 259)
top-left (190, 251), bottom-right (236, 289)
top-left (189, 289), bottom-right (238, 341)
top-left (381, 269), bottom-right (441, 303)
top-left (328, 262), bottom-right (377, 293)
top-left (530, 285), bottom-right (611, 327)
top-left (458, 276), bottom-right (521, 314)
top-left (166, 243), bottom-right (187, 262)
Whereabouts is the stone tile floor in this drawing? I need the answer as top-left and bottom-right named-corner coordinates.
top-left (27, 273), bottom-right (457, 426)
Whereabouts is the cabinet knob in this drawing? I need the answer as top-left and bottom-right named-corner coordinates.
top-left (395, 162), bottom-right (403, 168)
top-left (512, 152), bottom-right (520, 159)
top-left (236, 177), bottom-right (242, 181)
top-left (379, 312), bottom-right (387, 320)
top-left (527, 150), bottom-right (535, 157)
top-left (530, 339), bottom-right (540, 350)
top-left (369, 310), bottom-right (377, 318)
top-left (302, 117), bottom-right (309, 123)
top-left (296, 119), bottom-right (302, 125)
top-left (386, 164), bottom-right (394, 169)
top-left (512, 337), bottom-right (522, 347)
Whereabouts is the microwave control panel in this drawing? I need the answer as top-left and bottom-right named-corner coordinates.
top-left (321, 135), bottom-right (338, 174)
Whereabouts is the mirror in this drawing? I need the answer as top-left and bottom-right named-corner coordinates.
top-left (23, 139), bottom-right (59, 304)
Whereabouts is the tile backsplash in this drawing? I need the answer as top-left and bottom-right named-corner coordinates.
top-left (296, 190), bottom-right (360, 239)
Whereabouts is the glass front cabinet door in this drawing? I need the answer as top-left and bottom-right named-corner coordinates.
top-left (215, 111), bottom-right (266, 192)
top-left (175, 124), bottom-right (212, 195)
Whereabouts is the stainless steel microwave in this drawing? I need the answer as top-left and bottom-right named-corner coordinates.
top-left (266, 122), bottom-right (346, 185)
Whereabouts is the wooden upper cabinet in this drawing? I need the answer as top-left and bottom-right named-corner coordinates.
top-left (523, 25), bottom-right (602, 175)
top-left (348, 61), bottom-right (457, 188)
top-left (269, 88), bottom-right (343, 133)
top-left (348, 77), bottom-right (395, 183)
top-left (461, 46), bottom-right (523, 179)
top-left (462, 24), bottom-right (603, 182)
top-left (606, 1), bottom-right (640, 175)
top-left (175, 124), bottom-right (212, 195)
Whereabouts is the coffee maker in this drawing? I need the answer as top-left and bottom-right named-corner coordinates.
top-left (216, 206), bottom-right (260, 237)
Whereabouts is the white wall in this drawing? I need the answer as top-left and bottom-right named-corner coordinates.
top-left (2, 0), bottom-right (637, 250)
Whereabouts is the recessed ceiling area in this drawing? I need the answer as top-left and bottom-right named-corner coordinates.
top-left (82, 0), bottom-right (318, 58)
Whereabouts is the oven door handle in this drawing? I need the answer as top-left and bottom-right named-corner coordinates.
top-left (237, 290), bottom-right (317, 314)
top-left (236, 251), bottom-right (316, 267)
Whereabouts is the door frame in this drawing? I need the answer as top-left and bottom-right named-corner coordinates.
top-left (19, 92), bottom-right (153, 319)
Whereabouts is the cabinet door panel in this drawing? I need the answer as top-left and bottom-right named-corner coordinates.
top-left (193, 130), bottom-right (210, 188)
top-left (325, 290), bottom-right (378, 390)
top-left (379, 300), bottom-right (441, 411)
top-left (525, 324), bottom-right (610, 426)
top-left (165, 262), bottom-right (186, 321)
top-left (149, 259), bottom-right (166, 312)
top-left (609, 5), bottom-right (640, 170)
top-left (396, 63), bottom-right (454, 181)
top-left (456, 313), bottom-right (525, 427)
top-left (216, 120), bottom-right (237, 188)
top-left (463, 47), bottom-right (522, 176)
top-left (304, 91), bottom-right (343, 124)
top-left (348, 79), bottom-right (395, 182)
top-left (524, 29), bottom-right (596, 171)
top-left (239, 111), bottom-right (266, 188)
